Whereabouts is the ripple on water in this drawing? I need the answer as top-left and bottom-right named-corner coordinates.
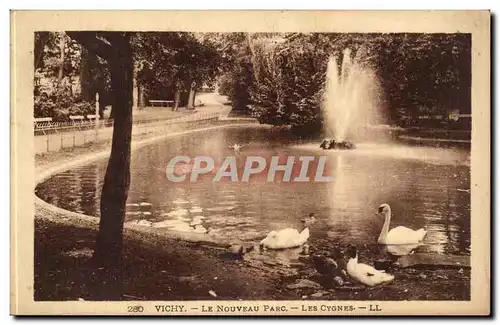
top-left (36, 127), bottom-right (470, 256)
top-left (172, 198), bottom-right (190, 205)
top-left (162, 208), bottom-right (189, 217)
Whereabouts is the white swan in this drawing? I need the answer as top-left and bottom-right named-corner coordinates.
top-left (377, 203), bottom-right (427, 245)
top-left (260, 228), bottom-right (310, 250)
top-left (384, 243), bottom-right (422, 256)
top-left (346, 246), bottom-right (395, 287)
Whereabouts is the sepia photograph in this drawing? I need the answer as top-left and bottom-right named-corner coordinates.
top-left (10, 10), bottom-right (490, 316)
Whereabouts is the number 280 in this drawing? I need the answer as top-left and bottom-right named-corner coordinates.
top-left (127, 306), bottom-right (144, 313)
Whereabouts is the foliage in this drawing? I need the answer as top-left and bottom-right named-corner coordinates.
top-left (132, 32), bottom-right (222, 101)
top-left (223, 32), bottom-right (471, 129)
top-left (34, 32), bottom-right (97, 119)
top-left (203, 33), bottom-right (255, 111)
top-left (248, 34), bottom-right (327, 128)
top-left (38, 32), bottom-right (82, 81)
top-left (368, 33), bottom-right (471, 124)
top-left (34, 73), bottom-right (95, 121)
top-left (35, 31), bottom-right (221, 118)
top-left (34, 31), bottom-right (470, 129)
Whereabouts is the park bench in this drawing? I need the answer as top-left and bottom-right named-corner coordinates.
top-left (86, 114), bottom-right (102, 128)
top-left (149, 100), bottom-right (174, 108)
top-left (69, 115), bottom-right (86, 130)
top-left (34, 117), bottom-right (57, 135)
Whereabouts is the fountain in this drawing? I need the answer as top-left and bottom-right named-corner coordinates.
top-left (321, 48), bottom-right (381, 150)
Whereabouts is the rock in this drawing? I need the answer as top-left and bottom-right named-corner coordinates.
top-left (419, 273), bottom-right (427, 280)
top-left (227, 244), bottom-right (254, 257)
top-left (320, 139), bottom-right (356, 150)
top-left (311, 291), bottom-right (328, 298)
top-left (178, 275), bottom-right (198, 282)
top-left (245, 260), bottom-right (265, 269)
top-left (263, 260), bottom-right (278, 267)
top-left (333, 276), bottom-right (344, 287)
top-left (298, 268), bottom-right (317, 278)
top-left (334, 285), bottom-right (366, 292)
top-left (243, 245), bottom-right (255, 254)
top-left (228, 244), bottom-right (244, 255)
top-left (397, 253), bottom-right (470, 269)
top-left (374, 259), bottom-right (392, 271)
top-left (209, 290), bottom-right (217, 297)
top-left (286, 279), bottom-right (322, 290)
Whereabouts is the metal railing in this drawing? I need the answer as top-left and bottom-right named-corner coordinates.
top-left (34, 112), bottom-right (213, 136)
top-left (35, 111), bottom-right (221, 154)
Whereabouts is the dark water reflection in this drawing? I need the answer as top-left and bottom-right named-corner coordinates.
top-left (36, 126), bottom-right (470, 256)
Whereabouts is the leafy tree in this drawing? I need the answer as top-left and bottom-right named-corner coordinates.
top-left (202, 33), bottom-right (255, 112)
top-left (67, 31), bottom-right (133, 300)
top-left (132, 32), bottom-right (221, 110)
top-left (233, 32), bottom-right (471, 130)
top-left (248, 34), bottom-right (326, 131)
top-left (34, 32), bottom-right (97, 120)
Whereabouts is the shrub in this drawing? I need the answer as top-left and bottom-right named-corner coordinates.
top-left (70, 101), bottom-right (95, 117)
top-left (248, 36), bottom-right (326, 129)
top-left (34, 73), bottom-right (95, 121)
top-left (34, 92), bottom-right (57, 118)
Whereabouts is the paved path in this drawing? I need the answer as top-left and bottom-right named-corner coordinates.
top-left (35, 93), bottom-right (233, 154)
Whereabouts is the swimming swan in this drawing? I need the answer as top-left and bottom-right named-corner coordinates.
top-left (377, 203), bottom-right (427, 245)
top-left (346, 245), bottom-right (395, 287)
top-left (260, 228), bottom-right (310, 250)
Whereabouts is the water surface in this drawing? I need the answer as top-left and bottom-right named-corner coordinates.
top-left (36, 126), bottom-right (471, 257)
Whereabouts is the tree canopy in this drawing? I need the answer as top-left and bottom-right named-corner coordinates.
top-left (34, 31), bottom-right (471, 128)
top-left (214, 32), bottom-right (471, 131)
top-left (34, 31), bottom-right (222, 118)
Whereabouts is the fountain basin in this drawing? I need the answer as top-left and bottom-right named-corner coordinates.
top-left (320, 139), bottom-right (356, 150)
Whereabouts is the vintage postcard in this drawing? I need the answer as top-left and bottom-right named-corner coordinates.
top-left (11, 10), bottom-right (490, 316)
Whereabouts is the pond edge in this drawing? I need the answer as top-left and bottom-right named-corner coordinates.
top-left (34, 122), bottom-right (271, 248)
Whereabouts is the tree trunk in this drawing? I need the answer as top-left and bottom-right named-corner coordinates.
top-left (92, 33), bottom-right (133, 300)
top-left (58, 34), bottom-right (65, 84)
top-left (80, 47), bottom-right (94, 102)
top-left (187, 81), bottom-right (196, 109)
top-left (174, 84), bottom-right (181, 111)
top-left (133, 67), bottom-right (139, 109)
top-left (138, 82), bottom-right (146, 109)
top-left (34, 32), bottom-right (50, 71)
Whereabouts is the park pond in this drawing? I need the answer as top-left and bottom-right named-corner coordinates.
top-left (36, 125), bottom-right (471, 299)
